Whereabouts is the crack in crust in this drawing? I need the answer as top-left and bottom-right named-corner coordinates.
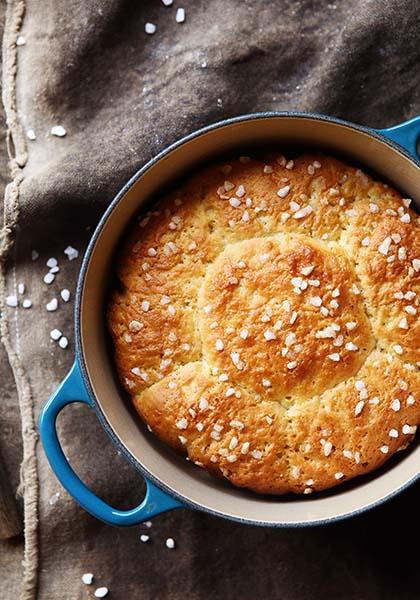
top-left (107, 153), bottom-right (420, 495)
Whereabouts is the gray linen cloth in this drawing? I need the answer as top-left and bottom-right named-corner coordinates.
top-left (0, 1), bottom-right (419, 598)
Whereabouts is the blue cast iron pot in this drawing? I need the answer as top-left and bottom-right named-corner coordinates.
top-left (39, 112), bottom-right (420, 527)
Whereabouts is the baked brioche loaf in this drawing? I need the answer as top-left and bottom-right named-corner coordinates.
top-left (108, 153), bottom-right (420, 495)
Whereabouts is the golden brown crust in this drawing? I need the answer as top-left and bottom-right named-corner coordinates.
top-left (107, 153), bottom-right (420, 495)
top-left (137, 362), bottom-right (290, 494)
top-left (341, 195), bottom-right (420, 364)
top-left (287, 350), bottom-right (419, 492)
top-left (198, 234), bottom-right (375, 401)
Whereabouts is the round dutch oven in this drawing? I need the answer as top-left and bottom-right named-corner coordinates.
top-left (39, 112), bottom-right (420, 527)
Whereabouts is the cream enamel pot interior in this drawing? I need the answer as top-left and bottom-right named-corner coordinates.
top-left (39, 112), bottom-right (420, 527)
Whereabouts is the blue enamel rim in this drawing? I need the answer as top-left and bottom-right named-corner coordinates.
top-left (41, 111), bottom-right (420, 527)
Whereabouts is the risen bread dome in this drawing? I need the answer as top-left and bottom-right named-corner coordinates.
top-left (108, 153), bottom-right (420, 494)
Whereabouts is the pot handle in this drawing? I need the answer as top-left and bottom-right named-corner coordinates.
top-left (39, 361), bottom-right (183, 526)
top-left (375, 116), bottom-right (420, 159)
